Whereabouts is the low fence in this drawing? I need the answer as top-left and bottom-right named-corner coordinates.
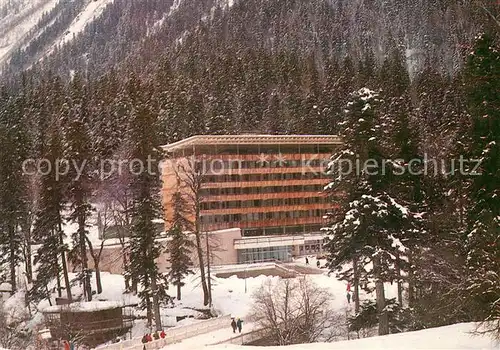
top-left (95, 315), bottom-right (232, 350)
top-left (210, 327), bottom-right (269, 346)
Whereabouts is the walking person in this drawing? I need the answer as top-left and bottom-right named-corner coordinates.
top-left (231, 318), bottom-right (237, 333)
top-left (236, 318), bottom-right (243, 333)
top-left (346, 292), bottom-right (351, 304)
top-left (305, 257), bottom-right (309, 265)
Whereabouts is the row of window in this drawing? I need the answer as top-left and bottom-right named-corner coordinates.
top-left (242, 224), bottom-right (323, 237)
top-left (237, 246), bottom-right (293, 263)
top-left (299, 243), bottom-right (323, 253)
top-left (183, 146), bottom-right (332, 156)
top-left (200, 184), bottom-right (324, 197)
top-left (200, 158), bottom-right (328, 171)
top-left (201, 196), bottom-right (328, 211)
top-left (203, 172), bottom-right (328, 183)
top-left (200, 209), bottom-right (325, 224)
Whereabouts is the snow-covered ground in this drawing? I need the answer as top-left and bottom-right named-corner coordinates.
top-left (2, 255), bottom-right (499, 350)
top-left (202, 323), bottom-right (498, 349)
top-left (2, 256), bottom-right (369, 345)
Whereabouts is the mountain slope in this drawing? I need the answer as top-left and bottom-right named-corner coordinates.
top-left (0, 0), bottom-right (497, 79)
top-left (0, 0), bottom-right (117, 72)
top-left (45, 0), bottom-right (115, 57)
top-left (0, 0), bottom-right (58, 64)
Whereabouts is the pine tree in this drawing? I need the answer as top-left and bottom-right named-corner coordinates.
top-left (0, 86), bottom-right (30, 295)
top-left (463, 33), bottom-right (500, 335)
top-left (125, 75), bottom-right (166, 331)
top-left (63, 74), bottom-right (94, 301)
top-left (166, 223), bottom-right (194, 301)
top-left (166, 190), bottom-right (194, 301)
top-left (324, 88), bottom-right (416, 335)
top-left (380, 53), bottom-right (428, 308)
top-left (31, 119), bottom-right (73, 304)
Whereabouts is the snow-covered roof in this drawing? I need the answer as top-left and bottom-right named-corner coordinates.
top-left (42, 301), bottom-right (126, 313)
top-left (162, 134), bottom-right (342, 152)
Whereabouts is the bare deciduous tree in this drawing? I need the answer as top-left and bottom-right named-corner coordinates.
top-left (84, 204), bottom-right (113, 295)
top-left (170, 156), bottom-right (212, 307)
top-left (249, 277), bottom-right (341, 345)
top-left (95, 154), bottom-right (134, 292)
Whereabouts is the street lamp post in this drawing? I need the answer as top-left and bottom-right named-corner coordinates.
top-left (244, 266), bottom-right (247, 293)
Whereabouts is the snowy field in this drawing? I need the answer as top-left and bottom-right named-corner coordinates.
top-left (2, 255), bottom-right (389, 345)
top-left (2, 256), bottom-right (499, 350)
top-left (203, 323), bottom-right (498, 350)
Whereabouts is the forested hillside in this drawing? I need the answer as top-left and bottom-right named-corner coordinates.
top-left (0, 0), bottom-right (496, 78)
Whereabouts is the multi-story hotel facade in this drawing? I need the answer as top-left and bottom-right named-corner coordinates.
top-left (161, 135), bottom-right (341, 265)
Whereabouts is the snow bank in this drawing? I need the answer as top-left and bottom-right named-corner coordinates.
top-left (207, 323), bottom-right (498, 349)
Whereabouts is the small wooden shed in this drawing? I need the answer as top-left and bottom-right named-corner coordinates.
top-left (42, 301), bottom-right (133, 347)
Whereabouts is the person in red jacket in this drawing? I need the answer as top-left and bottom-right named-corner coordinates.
top-left (146, 333), bottom-right (153, 342)
top-left (63, 340), bottom-right (70, 350)
top-left (160, 330), bottom-right (166, 339)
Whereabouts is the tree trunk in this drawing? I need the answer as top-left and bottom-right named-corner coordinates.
top-left (22, 220), bottom-right (33, 284)
top-left (80, 231), bottom-right (92, 301)
top-left (146, 293), bottom-right (152, 327)
top-left (9, 224), bottom-right (16, 295)
top-left (151, 274), bottom-right (162, 331)
top-left (56, 257), bottom-right (62, 298)
top-left (95, 263), bottom-right (102, 294)
top-left (205, 232), bottom-right (212, 307)
top-left (374, 256), bottom-right (389, 335)
top-left (396, 252), bottom-right (403, 306)
top-left (177, 281), bottom-right (182, 301)
top-left (24, 242), bottom-right (32, 284)
top-left (193, 184), bottom-right (210, 306)
top-left (58, 223), bottom-right (72, 302)
top-left (132, 276), bottom-right (138, 294)
top-left (352, 256), bottom-right (360, 314)
top-left (85, 236), bottom-right (103, 295)
top-left (408, 250), bottom-right (415, 307)
top-left (46, 285), bottom-right (53, 306)
top-left (77, 198), bottom-right (92, 302)
top-left (122, 247), bottom-right (130, 291)
top-left (195, 231), bottom-right (209, 306)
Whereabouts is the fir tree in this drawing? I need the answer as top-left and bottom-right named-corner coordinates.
top-left (63, 74), bottom-right (94, 301)
top-left (125, 75), bottom-right (166, 331)
top-left (166, 223), bottom-right (194, 301)
top-left (0, 87), bottom-right (30, 295)
top-left (31, 118), bottom-right (73, 304)
top-left (324, 88), bottom-right (417, 335)
top-left (463, 33), bottom-right (500, 335)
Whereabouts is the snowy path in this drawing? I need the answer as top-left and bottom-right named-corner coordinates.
top-left (162, 322), bottom-right (257, 350)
